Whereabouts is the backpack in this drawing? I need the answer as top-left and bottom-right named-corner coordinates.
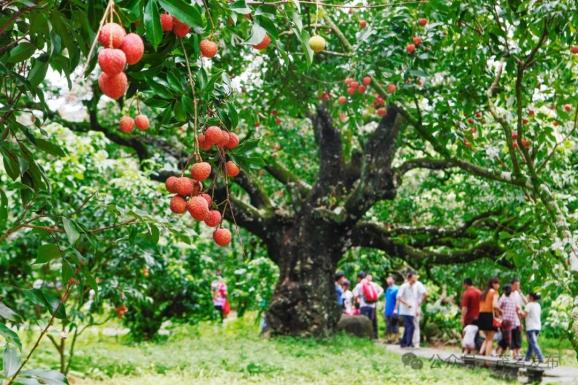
top-left (362, 282), bottom-right (378, 303)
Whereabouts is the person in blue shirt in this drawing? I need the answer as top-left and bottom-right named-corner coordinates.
top-left (335, 272), bottom-right (345, 307)
top-left (384, 275), bottom-right (399, 343)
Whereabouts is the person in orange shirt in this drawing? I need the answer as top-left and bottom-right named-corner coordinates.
top-left (478, 277), bottom-right (502, 356)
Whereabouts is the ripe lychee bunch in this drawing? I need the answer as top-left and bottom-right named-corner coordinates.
top-left (198, 126), bottom-right (241, 151)
top-left (96, 22), bottom-right (145, 100)
top-left (118, 112), bottom-right (151, 133)
top-left (200, 39), bottom-right (218, 58)
top-left (253, 34), bottom-right (272, 50)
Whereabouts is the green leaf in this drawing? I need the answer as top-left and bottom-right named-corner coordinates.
top-left (33, 138), bottom-right (65, 157)
top-left (20, 369), bottom-right (69, 385)
top-left (36, 244), bottom-right (62, 263)
top-left (0, 302), bottom-right (20, 322)
top-left (7, 42), bottom-right (36, 63)
top-left (158, 0), bottom-right (204, 29)
top-left (27, 57), bottom-right (49, 87)
top-left (246, 23), bottom-right (266, 45)
top-left (144, 0), bottom-right (163, 49)
top-left (230, 0), bottom-right (251, 15)
top-left (3, 347), bottom-right (21, 377)
top-left (62, 218), bottom-right (79, 245)
top-left (61, 260), bottom-right (74, 284)
top-left (0, 323), bottom-right (21, 351)
top-left (0, 189), bottom-right (7, 228)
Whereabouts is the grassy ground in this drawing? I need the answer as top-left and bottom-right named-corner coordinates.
top-left (23, 315), bottom-right (529, 385)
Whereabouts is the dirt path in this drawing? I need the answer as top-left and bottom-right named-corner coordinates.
top-left (382, 343), bottom-right (578, 384)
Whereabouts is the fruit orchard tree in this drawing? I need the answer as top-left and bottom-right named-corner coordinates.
top-left (1, 0), bottom-right (578, 348)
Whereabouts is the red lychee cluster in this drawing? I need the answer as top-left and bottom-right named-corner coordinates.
top-left (97, 23), bottom-right (144, 100)
top-left (337, 76), bottom-right (390, 117)
top-left (115, 304), bottom-right (128, 319)
top-left (119, 113), bottom-right (150, 134)
top-left (160, 13), bottom-right (191, 38)
top-left (198, 125), bottom-right (240, 158)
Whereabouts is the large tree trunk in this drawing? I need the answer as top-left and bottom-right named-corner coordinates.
top-left (265, 217), bottom-right (344, 337)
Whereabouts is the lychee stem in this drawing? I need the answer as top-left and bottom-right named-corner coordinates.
top-left (179, 39), bottom-right (201, 160)
top-left (83, 0), bottom-right (115, 75)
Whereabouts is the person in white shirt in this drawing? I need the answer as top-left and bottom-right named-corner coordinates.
top-left (523, 292), bottom-right (544, 362)
top-left (342, 280), bottom-right (354, 315)
top-left (462, 324), bottom-right (479, 354)
top-left (396, 271), bottom-right (418, 348)
top-left (412, 278), bottom-right (427, 348)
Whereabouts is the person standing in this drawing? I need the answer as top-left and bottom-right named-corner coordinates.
top-left (211, 271), bottom-right (228, 322)
top-left (353, 272), bottom-right (382, 339)
top-left (478, 277), bottom-right (501, 356)
top-left (510, 278), bottom-right (527, 356)
top-left (342, 280), bottom-right (354, 315)
top-left (461, 278), bottom-right (481, 326)
top-left (384, 275), bottom-right (399, 343)
top-left (335, 272), bottom-right (345, 307)
top-left (497, 284), bottom-right (521, 358)
top-left (523, 292), bottom-right (544, 362)
top-left (412, 275), bottom-right (427, 348)
top-left (396, 271), bottom-right (418, 348)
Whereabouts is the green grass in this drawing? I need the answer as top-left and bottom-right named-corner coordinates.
top-left (24, 315), bottom-right (529, 385)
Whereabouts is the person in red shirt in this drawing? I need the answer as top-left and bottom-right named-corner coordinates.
top-left (461, 278), bottom-right (481, 326)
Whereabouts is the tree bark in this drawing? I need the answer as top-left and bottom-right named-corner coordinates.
top-left (265, 213), bottom-right (344, 337)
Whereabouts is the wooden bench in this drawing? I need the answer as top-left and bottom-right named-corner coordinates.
top-left (462, 355), bottom-right (551, 383)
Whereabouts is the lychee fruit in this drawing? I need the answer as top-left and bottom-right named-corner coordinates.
top-left (564, 104), bottom-right (572, 112)
top-left (253, 34), bottom-right (271, 50)
top-left (521, 138), bottom-right (531, 148)
top-left (213, 228), bottom-right (231, 246)
top-left (198, 134), bottom-right (212, 151)
top-left (205, 126), bottom-right (222, 145)
top-left (511, 132), bottom-right (518, 140)
top-left (120, 33), bottom-right (144, 65)
top-left (570, 46), bottom-right (578, 54)
top-left (119, 116), bottom-right (135, 133)
top-left (200, 193), bottom-right (212, 206)
top-left (358, 85), bottom-right (366, 94)
top-left (187, 196), bottom-right (209, 221)
top-left (165, 176), bottom-right (179, 193)
top-left (359, 20), bottom-right (367, 29)
top-left (362, 76), bottom-right (371, 86)
top-left (218, 131), bottom-right (230, 147)
top-left (170, 195), bottom-right (187, 214)
top-left (204, 210), bottom-right (222, 227)
top-left (412, 36), bottom-right (422, 46)
top-left (191, 162), bottom-right (211, 181)
top-left (135, 114), bottom-right (150, 131)
top-left (200, 39), bottom-right (218, 58)
top-left (387, 83), bottom-right (397, 93)
top-left (319, 91), bottom-right (331, 101)
top-left (175, 177), bottom-right (195, 197)
top-left (98, 72), bottom-right (128, 100)
top-left (406, 43), bottom-right (416, 54)
top-left (173, 19), bottom-right (190, 37)
top-left (225, 133), bottom-right (240, 149)
top-left (160, 14), bottom-right (174, 32)
top-left (418, 18), bottom-right (428, 26)
top-left (98, 23), bottom-right (126, 48)
top-left (350, 81), bottom-right (359, 89)
top-left (98, 48), bottom-right (126, 75)
top-left (377, 107), bottom-right (387, 117)
top-left (338, 96), bottom-right (347, 105)
top-left (225, 161), bottom-right (240, 177)
top-left (347, 87), bottom-right (355, 96)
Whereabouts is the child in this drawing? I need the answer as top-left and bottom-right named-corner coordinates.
top-left (523, 292), bottom-right (544, 363)
top-left (342, 280), bottom-right (354, 315)
top-left (462, 322), bottom-right (479, 354)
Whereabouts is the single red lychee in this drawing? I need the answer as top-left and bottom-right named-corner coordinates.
top-left (350, 81), bottom-right (359, 89)
top-left (213, 228), bottom-right (231, 246)
top-left (377, 107), bottom-right (387, 117)
top-left (187, 196), bottom-right (209, 221)
top-left (387, 83), bottom-right (397, 93)
top-left (173, 19), bottom-right (190, 38)
top-left (347, 87), bottom-right (355, 96)
top-left (406, 43), bottom-right (416, 54)
top-left (204, 210), bottom-right (222, 227)
top-left (165, 176), bottom-right (179, 193)
top-left (319, 91), bottom-right (331, 101)
top-left (359, 20), bottom-right (367, 29)
top-left (119, 116), bottom-right (135, 133)
top-left (511, 132), bottom-right (518, 140)
top-left (338, 96), bottom-right (347, 105)
top-left (175, 177), bottom-right (195, 197)
top-left (160, 14), bottom-right (174, 32)
top-left (418, 18), bottom-right (428, 26)
top-left (225, 161), bottom-right (240, 177)
top-left (121, 33), bottom-right (144, 65)
top-left (570, 46), bottom-right (578, 54)
top-left (564, 104), bottom-right (572, 112)
top-left (98, 23), bottom-right (126, 48)
top-left (467, 118), bottom-right (474, 125)
top-left (344, 77), bottom-right (354, 86)
top-left (358, 85), bottom-right (366, 94)
top-left (135, 114), bottom-right (150, 131)
top-left (218, 131), bottom-right (230, 147)
top-left (412, 36), bottom-right (422, 46)
top-left (362, 76), bottom-right (371, 86)
top-left (198, 134), bottom-right (212, 151)
top-left (200, 39), bottom-right (218, 58)
top-left (98, 72), bottom-right (128, 100)
top-left (98, 48), bottom-right (126, 75)
top-left (170, 195), bottom-right (187, 214)
top-left (200, 193), bottom-right (212, 206)
top-left (521, 138), bottom-right (531, 148)
top-left (191, 162), bottom-right (211, 181)
top-left (253, 34), bottom-right (271, 50)
top-left (225, 133), bottom-right (240, 149)
top-left (205, 126), bottom-right (222, 145)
